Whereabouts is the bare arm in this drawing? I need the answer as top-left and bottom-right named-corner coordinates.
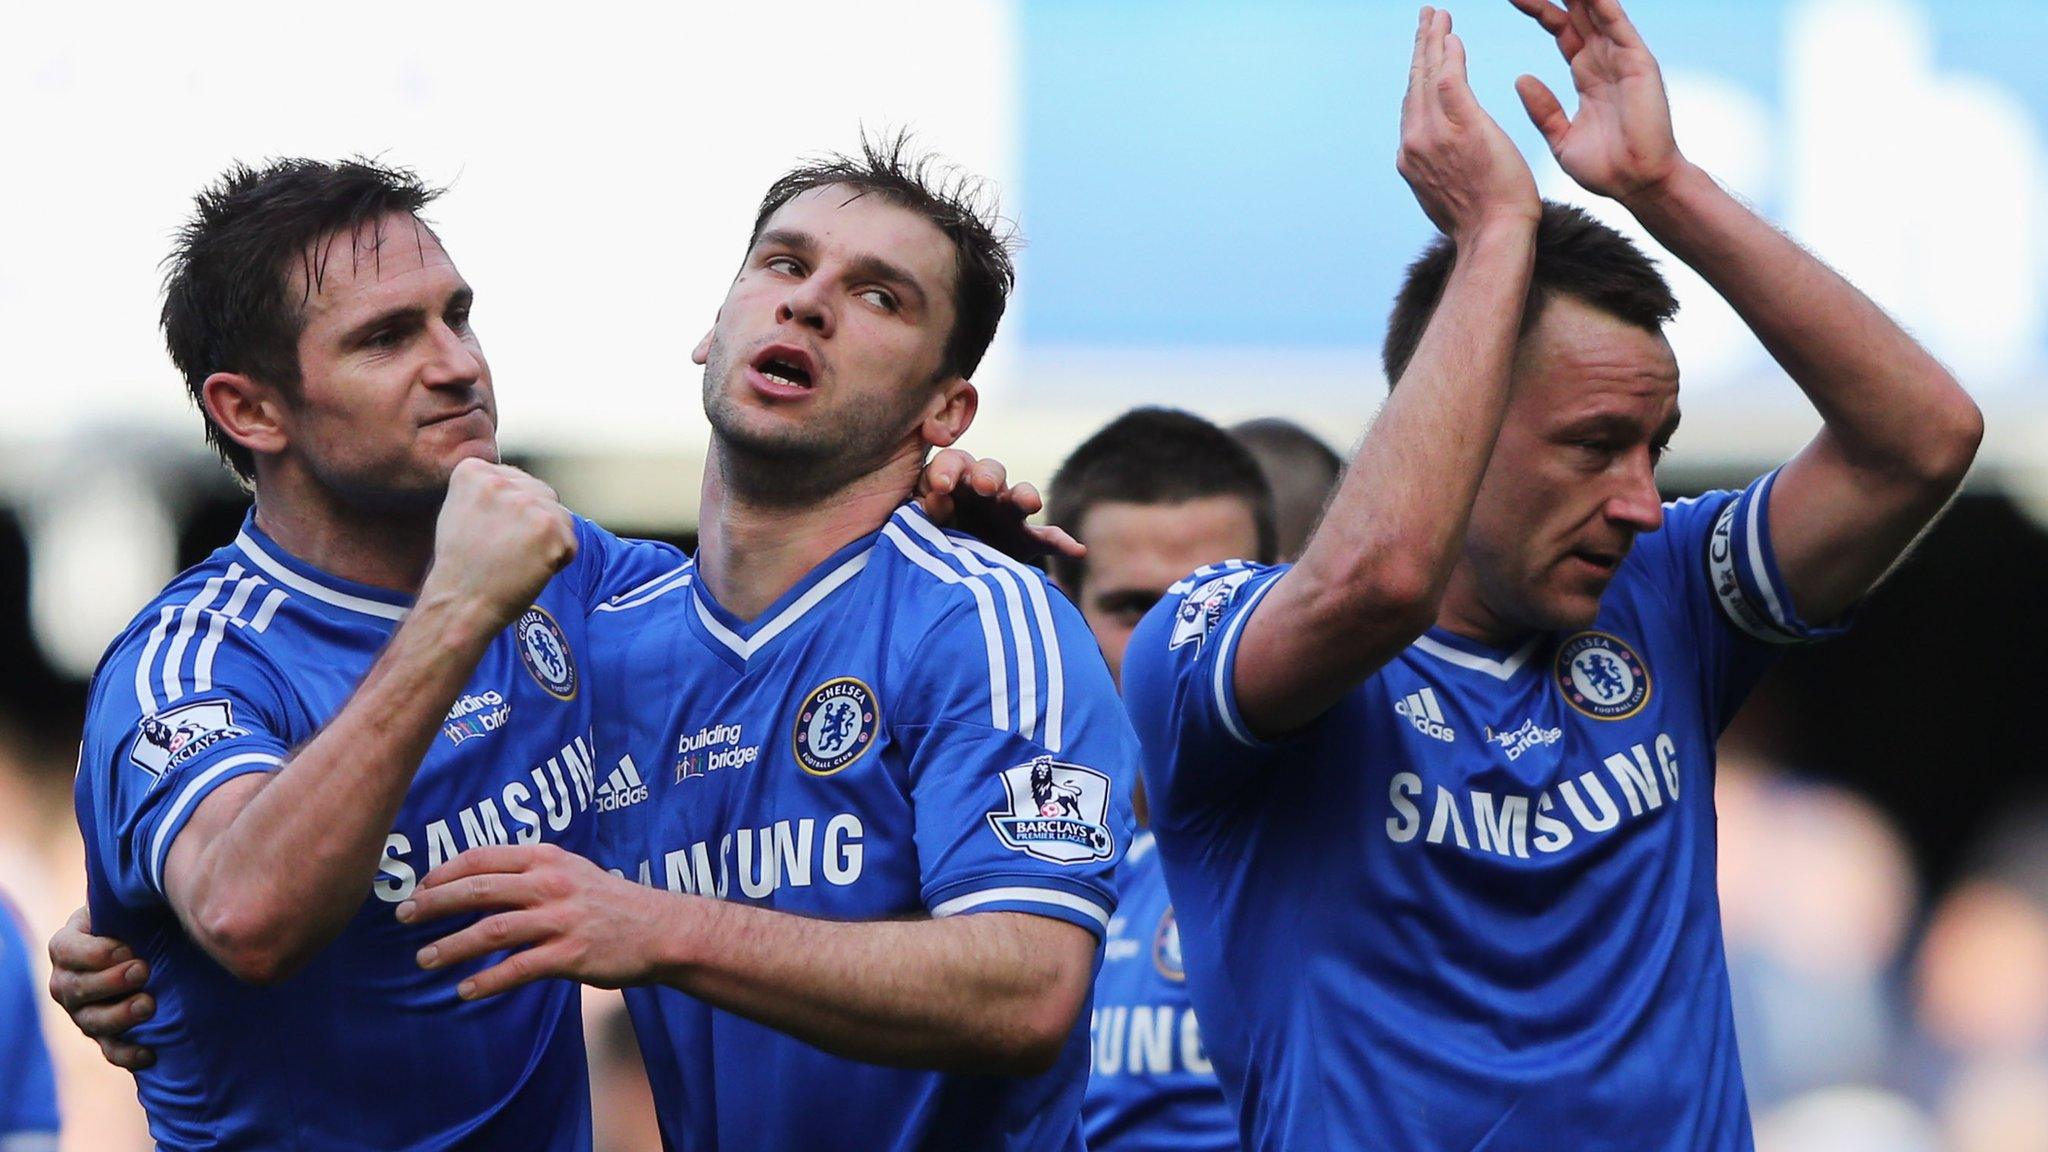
top-left (399, 844), bottom-right (1096, 1075)
top-left (162, 459), bottom-right (576, 984)
top-left (1510, 0), bottom-right (1983, 624)
top-left (1232, 7), bottom-right (1541, 734)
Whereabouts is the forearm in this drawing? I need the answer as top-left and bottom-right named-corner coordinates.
top-left (1238, 221), bottom-right (1536, 729)
top-left (649, 897), bottom-right (1093, 1074)
top-left (173, 593), bottom-right (499, 980)
top-left (1625, 163), bottom-right (1980, 479)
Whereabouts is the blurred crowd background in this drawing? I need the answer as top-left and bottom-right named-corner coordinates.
top-left (5, 0), bottom-right (2048, 1148)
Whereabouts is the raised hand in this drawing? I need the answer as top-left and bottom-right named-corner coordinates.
top-left (1508, 0), bottom-right (1683, 203)
top-left (420, 457), bottom-right (578, 628)
top-left (1398, 6), bottom-right (1542, 240)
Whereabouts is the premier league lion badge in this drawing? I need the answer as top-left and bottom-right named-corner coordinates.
top-left (1168, 569), bottom-right (1255, 651)
top-left (1555, 631), bottom-right (1651, 720)
top-left (517, 607), bottom-right (578, 700)
top-left (793, 677), bottom-right (879, 776)
top-left (988, 756), bottom-right (1116, 865)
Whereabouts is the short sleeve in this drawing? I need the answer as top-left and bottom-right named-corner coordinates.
top-left (571, 518), bottom-right (691, 614)
top-left (1639, 467), bottom-right (1851, 727)
top-left (1119, 561), bottom-right (1292, 825)
top-left (0, 897), bottom-right (58, 1143)
top-left (80, 617), bottom-right (295, 909)
top-left (891, 538), bottom-right (1139, 941)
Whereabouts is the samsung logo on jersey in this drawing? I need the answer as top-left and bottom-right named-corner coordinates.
top-left (1091, 1005), bottom-right (1212, 1078)
top-left (1385, 733), bottom-right (1681, 859)
top-left (613, 814), bottom-right (866, 900)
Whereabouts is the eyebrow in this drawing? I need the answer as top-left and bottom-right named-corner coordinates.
top-left (339, 285), bottom-right (473, 347)
top-left (754, 228), bottom-right (929, 311)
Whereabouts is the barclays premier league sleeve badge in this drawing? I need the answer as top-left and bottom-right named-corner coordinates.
top-left (1168, 569), bottom-right (1255, 651)
top-left (988, 756), bottom-right (1116, 865)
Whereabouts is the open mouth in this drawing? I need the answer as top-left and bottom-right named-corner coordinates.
top-left (751, 345), bottom-right (817, 390)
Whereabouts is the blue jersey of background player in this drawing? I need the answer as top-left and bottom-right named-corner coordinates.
top-left (1, 891), bottom-right (60, 1149)
top-left (1084, 834), bottom-right (1235, 1152)
top-left (583, 501), bottom-right (1134, 1150)
top-left (1122, 5), bottom-right (1982, 1150)
top-left (1042, 408), bottom-right (1299, 1152)
top-left (399, 138), bottom-right (1133, 1151)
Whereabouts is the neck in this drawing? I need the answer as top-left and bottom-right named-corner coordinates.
top-left (696, 441), bottom-right (923, 622)
top-left (1432, 562), bottom-right (1527, 649)
top-left (250, 465), bottom-right (439, 594)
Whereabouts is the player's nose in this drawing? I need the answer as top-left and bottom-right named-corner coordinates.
top-left (776, 277), bottom-right (835, 337)
top-left (420, 319), bottom-right (484, 389)
top-left (1607, 449), bottom-right (1664, 534)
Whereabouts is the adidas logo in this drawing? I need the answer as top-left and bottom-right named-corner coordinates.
top-left (596, 756), bottom-right (650, 812)
top-left (1394, 688), bottom-right (1456, 743)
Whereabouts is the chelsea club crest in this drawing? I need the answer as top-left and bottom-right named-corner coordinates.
top-left (516, 607), bottom-right (578, 701)
top-left (793, 677), bottom-right (880, 776)
top-left (1555, 631), bottom-right (1650, 720)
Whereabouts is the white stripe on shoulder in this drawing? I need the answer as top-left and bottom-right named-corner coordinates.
top-left (1212, 576), bottom-right (1282, 746)
top-left (134, 605), bottom-right (178, 713)
top-left (902, 515), bottom-right (1040, 741)
top-left (160, 569), bottom-right (234, 705)
top-left (236, 531), bottom-right (407, 621)
top-left (956, 539), bottom-right (1069, 752)
top-left (882, 521), bottom-right (1010, 729)
top-left (599, 560), bottom-right (698, 612)
top-left (1168, 560), bottom-right (1250, 598)
top-left (1410, 634), bottom-right (1542, 682)
top-left (147, 752), bottom-right (284, 894)
top-left (194, 569), bottom-right (267, 693)
top-left (595, 569), bottom-right (695, 613)
top-left (930, 886), bottom-right (1111, 930)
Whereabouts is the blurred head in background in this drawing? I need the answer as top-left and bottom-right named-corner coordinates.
top-left (161, 159), bottom-right (489, 511)
top-left (1046, 407), bottom-right (1274, 688)
top-left (694, 134), bottom-right (1016, 506)
top-left (1228, 418), bottom-right (1342, 562)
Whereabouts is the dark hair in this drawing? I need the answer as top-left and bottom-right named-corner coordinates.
top-left (1381, 200), bottom-right (1679, 385)
top-left (749, 132), bottom-right (1017, 380)
top-left (1046, 407), bottom-right (1277, 590)
top-left (162, 158), bottom-right (444, 483)
top-left (1229, 418), bottom-right (1345, 562)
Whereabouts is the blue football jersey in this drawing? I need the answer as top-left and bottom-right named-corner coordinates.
top-left (75, 510), bottom-right (680, 1151)
top-left (1121, 470), bottom-right (1840, 1152)
top-left (1083, 832), bottom-right (1235, 1152)
top-left (588, 502), bottom-right (1139, 1152)
top-left (0, 892), bottom-right (60, 1148)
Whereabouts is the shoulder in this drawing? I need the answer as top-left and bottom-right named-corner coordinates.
top-left (873, 505), bottom-right (1076, 633)
top-left (90, 550), bottom-right (298, 714)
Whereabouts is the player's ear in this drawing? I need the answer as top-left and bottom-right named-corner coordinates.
top-left (921, 377), bottom-right (976, 449)
top-left (202, 371), bottom-right (289, 459)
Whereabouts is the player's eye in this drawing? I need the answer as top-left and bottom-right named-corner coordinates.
top-left (857, 287), bottom-right (897, 312)
top-left (765, 256), bottom-right (804, 277)
top-left (446, 305), bottom-right (473, 332)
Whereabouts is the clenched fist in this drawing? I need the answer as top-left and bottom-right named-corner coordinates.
top-left (420, 458), bottom-right (577, 629)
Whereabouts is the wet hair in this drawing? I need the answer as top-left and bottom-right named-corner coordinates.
top-left (1381, 200), bottom-right (1679, 385)
top-left (1047, 407), bottom-right (1277, 590)
top-left (749, 131), bottom-right (1017, 380)
top-left (162, 157), bottom-right (443, 483)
